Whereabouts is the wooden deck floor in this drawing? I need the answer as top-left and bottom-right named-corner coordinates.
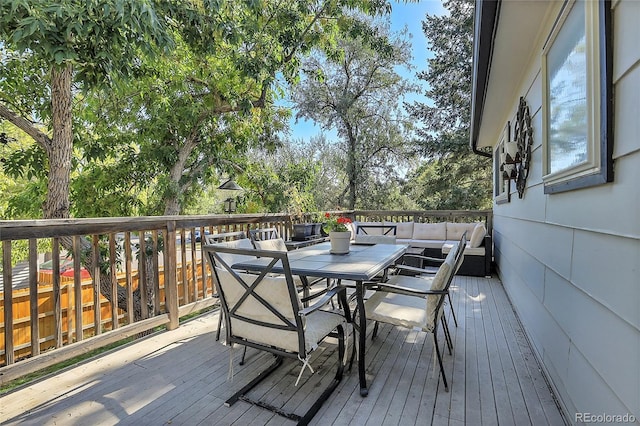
top-left (0, 275), bottom-right (566, 425)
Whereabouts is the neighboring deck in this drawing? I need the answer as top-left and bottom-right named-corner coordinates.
top-left (0, 275), bottom-right (566, 425)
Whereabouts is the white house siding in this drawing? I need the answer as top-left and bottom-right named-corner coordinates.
top-left (492, 0), bottom-right (640, 423)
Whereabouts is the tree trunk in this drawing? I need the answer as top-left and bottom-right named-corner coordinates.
top-left (45, 64), bottom-right (144, 321)
top-left (164, 197), bottom-right (181, 216)
top-left (345, 123), bottom-right (358, 210)
top-left (43, 65), bottom-right (73, 219)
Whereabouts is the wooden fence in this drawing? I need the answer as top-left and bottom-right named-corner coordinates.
top-left (0, 260), bottom-right (206, 365)
top-left (0, 210), bottom-right (492, 384)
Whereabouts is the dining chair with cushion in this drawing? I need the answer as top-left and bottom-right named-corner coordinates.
top-left (391, 232), bottom-right (467, 326)
top-left (362, 239), bottom-right (464, 392)
top-left (204, 244), bottom-right (350, 425)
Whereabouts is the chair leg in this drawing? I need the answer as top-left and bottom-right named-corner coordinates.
top-left (433, 332), bottom-right (449, 392)
top-left (216, 310), bottom-right (223, 341)
top-left (227, 327), bottom-right (347, 426)
top-left (239, 345), bottom-right (248, 365)
top-left (225, 355), bottom-right (283, 406)
top-left (299, 324), bottom-right (346, 425)
top-left (442, 315), bottom-right (453, 355)
top-left (447, 292), bottom-right (458, 327)
top-left (372, 321), bottom-right (380, 340)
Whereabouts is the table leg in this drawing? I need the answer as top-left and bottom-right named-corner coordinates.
top-left (356, 280), bottom-right (368, 397)
top-left (300, 276), bottom-right (310, 307)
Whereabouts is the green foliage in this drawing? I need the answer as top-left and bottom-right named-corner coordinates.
top-left (0, 0), bottom-right (173, 86)
top-left (239, 144), bottom-right (322, 214)
top-left (0, 122), bottom-right (46, 219)
top-left (406, 0), bottom-right (492, 209)
top-left (404, 154), bottom-right (492, 210)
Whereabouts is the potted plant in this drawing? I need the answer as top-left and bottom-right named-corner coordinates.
top-left (322, 213), bottom-right (353, 254)
top-left (292, 223), bottom-right (314, 240)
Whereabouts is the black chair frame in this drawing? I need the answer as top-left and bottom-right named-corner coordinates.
top-left (203, 231), bottom-right (249, 341)
top-left (204, 245), bottom-right (350, 425)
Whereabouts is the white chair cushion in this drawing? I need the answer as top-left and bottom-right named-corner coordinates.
top-left (346, 221), bottom-right (357, 240)
top-left (303, 310), bottom-right (345, 354)
top-left (365, 290), bottom-right (428, 330)
top-left (253, 238), bottom-right (288, 252)
top-left (469, 223), bottom-right (487, 248)
top-left (367, 249), bottom-right (454, 332)
top-left (216, 238), bottom-right (256, 267)
top-left (412, 222), bottom-right (447, 240)
top-left (385, 221), bottom-right (414, 239)
top-left (217, 269), bottom-right (303, 352)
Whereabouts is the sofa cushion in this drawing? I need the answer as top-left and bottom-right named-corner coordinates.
top-left (469, 223), bottom-right (487, 248)
top-left (412, 222), bottom-right (446, 240)
top-left (442, 243), bottom-right (486, 256)
top-left (446, 222), bottom-right (478, 241)
top-left (346, 221), bottom-right (358, 240)
top-left (409, 239), bottom-right (447, 249)
top-left (385, 221), bottom-right (413, 239)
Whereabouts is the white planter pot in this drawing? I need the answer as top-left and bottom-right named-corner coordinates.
top-left (329, 231), bottom-right (351, 254)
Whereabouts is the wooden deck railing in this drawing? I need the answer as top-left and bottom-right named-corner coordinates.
top-left (0, 210), bottom-right (492, 384)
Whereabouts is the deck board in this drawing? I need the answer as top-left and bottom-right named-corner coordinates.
top-left (0, 275), bottom-right (566, 426)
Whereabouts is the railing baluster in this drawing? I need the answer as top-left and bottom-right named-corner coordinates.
top-left (29, 238), bottom-right (39, 357)
top-left (138, 231), bottom-right (148, 320)
top-left (52, 238), bottom-right (62, 348)
top-left (92, 235), bottom-right (101, 335)
top-left (3, 241), bottom-right (15, 365)
top-left (151, 230), bottom-right (160, 315)
top-left (109, 233), bottom-right (118, 329)
top-left (179, 229), bottom-right (188, 305)
top-left (73, 236), bottom-right (83, 342)
top-left (125, 232), bottom-right (133, 325)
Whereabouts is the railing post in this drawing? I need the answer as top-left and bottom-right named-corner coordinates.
top-left (165, 221), bottom-right (179, 330)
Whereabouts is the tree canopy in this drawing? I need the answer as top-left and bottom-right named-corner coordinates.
top-left (406, 0), bottom-right (492, 209)
top-left (0, 0), bottom-right (395, 219)
top-left (292, 20), bottom-right (418, 209)
top-left (1, 0), bottom-right (492, 222)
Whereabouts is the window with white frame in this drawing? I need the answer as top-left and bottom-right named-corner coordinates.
top-left (541, 0), bottom-right (613, 193)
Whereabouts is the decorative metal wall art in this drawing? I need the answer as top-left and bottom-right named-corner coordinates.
top-left (500, 97), bottom-right (534, 199)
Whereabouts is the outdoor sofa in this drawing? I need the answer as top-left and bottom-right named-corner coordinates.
top-left (349, 220), bottom-right (492, 277)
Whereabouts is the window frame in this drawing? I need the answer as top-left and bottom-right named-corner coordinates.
top-left (494, 122), bottom-right (510, 204)
top-left (541, 0), bottom-right (613, 194)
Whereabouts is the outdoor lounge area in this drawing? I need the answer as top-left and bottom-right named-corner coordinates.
top-left (0, 274), bottom-right (565, 425)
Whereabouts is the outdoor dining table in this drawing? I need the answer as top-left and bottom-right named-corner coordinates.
top-left (232, 240), bottom-right (408, 397)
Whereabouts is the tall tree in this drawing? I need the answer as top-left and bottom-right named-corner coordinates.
top-left (292, 21), bottom-right (417, 209)
top-left (407, 0), bottom-right (492, 209)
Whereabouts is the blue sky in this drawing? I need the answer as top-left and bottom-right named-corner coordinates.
top-left (288, 0), bottom-right (447, 141)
